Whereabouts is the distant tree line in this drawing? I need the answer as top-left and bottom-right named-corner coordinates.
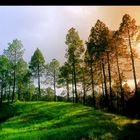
top-left (0, 14), bottom-right (140, 117)
top-left (0, 39), bottom-right (61, 104)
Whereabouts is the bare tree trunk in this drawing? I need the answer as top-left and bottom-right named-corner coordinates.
top-left (72, 53), bottom-right (78, 103)
top-left (72, 72), bottom-right (75, 102)
top-left (107, 52), bottom-right (113, 111)
top-left (28, 82), bottom-right (31, 101)
top-left (37, 64), bottom-right (41, 100)
top-left (66, 78), bottom-right (69, 101)
top-left (54, 69), bottom-right (57, 101)
top-left (100, 63), bottom-right (105, 107)
top-left (12, 50), bottom-right (17, 103)
top-left (0, 83), bottom-right (3, 104)
top-left (18, 86), bottom-right (21, 101)
top-left (115, 44), bottom-right (124, 112)
top-left (4, 85), bottom-right (7, 101)
top-left (128, 28), bottom-right (137, 93)
top-left (116, 92), bottom-right (119, 112)
top-left (102, 58), bottom-right (109, 109)
top-left (12, 66), bottom-right (16, 103)
top-left (82, 68), bottom-right (86, 105)
top-left (8, 83), bottom-right (11, 103)
top-left (90, 57), bottom-right (95, 107)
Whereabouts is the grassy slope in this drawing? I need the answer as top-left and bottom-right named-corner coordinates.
top-left (0, 101), bottom-right (140, 140)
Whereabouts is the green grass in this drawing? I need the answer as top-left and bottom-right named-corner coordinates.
top-left (0, 101), bottom-right (140, 140)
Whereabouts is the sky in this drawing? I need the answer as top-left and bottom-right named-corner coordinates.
top-left (1, 6), bottom-right (140, 65)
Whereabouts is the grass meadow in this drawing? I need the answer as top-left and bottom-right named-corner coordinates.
top-left (0, 101), bottom-right (140, 140)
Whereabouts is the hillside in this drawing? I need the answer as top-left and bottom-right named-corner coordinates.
top-left (0, 101), bottom-right (140, 140)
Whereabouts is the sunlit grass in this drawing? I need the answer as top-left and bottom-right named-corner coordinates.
top-left (0, 101), bottom-right (140, 140)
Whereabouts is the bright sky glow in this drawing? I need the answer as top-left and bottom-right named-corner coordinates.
top-left (0, 6), bottom-right (140, 64)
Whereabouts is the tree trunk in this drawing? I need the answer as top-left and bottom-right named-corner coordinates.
top-left (82, 68), bottom-right (86, 105)
top-left (116, 91), bottom-right (119, 112)
top-left (18, 86), bottom-right (21, 101)
top-left (115, 44), bottom-right (124, 112)
top-left (90, 57), bottom-right (96, 107)
top-left (100, 63), bottom-right (105, 107)
top-left (8, 83), bottom-right (11, 103)
top-left (12, 50), bottom-right (17, 103)
top-left (37, 64), bottom-right (41, 100)
top-left (128, 28), bottom-right (137, 93)
top-left (12, 66), bottom-right (16, 103)
top-left (72, 53), bottom-right (78, 103)
top-left (28, 82), bottom-right (31, 101)
top-left (66, 78), bottom-right (69, 101)
top-left (54, 69), bottom-right (57, 101)
top-left (72, 71), bottom-right (75, 102)
top-left (4, 84), bottom-right (7, 101)
top-left (102, 58), bottom-right (109, 109)
top-left (0, 81), bottom-right (3, 104)
top-left (107, 52), bottom-right (113, 111)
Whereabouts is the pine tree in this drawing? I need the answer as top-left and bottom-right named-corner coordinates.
top-left (65, 27), bottom-right (84, 103)
top-left (29, 48), bottom-right (45, 100)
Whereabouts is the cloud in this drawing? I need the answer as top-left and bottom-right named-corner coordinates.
top-left (0, 6), bottom-right (140, 66)
top-left (0, 6), bottom-right (100, 64)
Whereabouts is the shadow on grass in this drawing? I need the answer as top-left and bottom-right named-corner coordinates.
top-left (0, 120), bottom-right (120, 140)
top-left (1, 104), bottom-right (121, 139)
top-left (118, 122), bottom-right (140, 140)
top-left (1, 102), bottom-right (140, 140)
top-left (0, 103), bottom-right (18, 123)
